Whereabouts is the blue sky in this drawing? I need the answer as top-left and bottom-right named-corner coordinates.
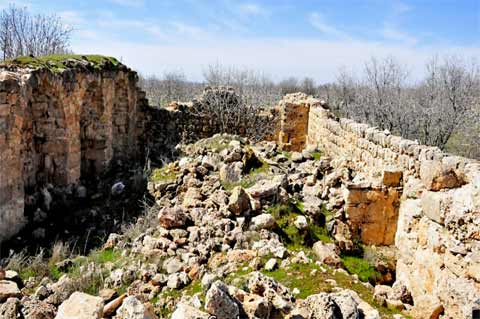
top-left (2, 0), bottom-right (479, 82)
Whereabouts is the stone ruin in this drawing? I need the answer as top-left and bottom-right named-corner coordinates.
top-left (278, 93), bottom-right (480, 318)
top-left (0, 60), bottom-right (478, 318)
top-left (0, 58), bottom-right (148, 242)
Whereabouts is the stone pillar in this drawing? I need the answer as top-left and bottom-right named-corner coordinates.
top-left (277, 93), bottom-right (321, 152)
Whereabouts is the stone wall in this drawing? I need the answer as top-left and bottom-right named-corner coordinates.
top-left (285, 94), bottom-right (480, 318)
top-left (0, 60), bottom-right (148, 242)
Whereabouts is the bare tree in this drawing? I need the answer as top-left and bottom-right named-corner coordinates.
top-left (0, 5), bottom-right (72, 60)
top-left (278, 77), bottom-right (300, 95)
top-left (202, 62), bottom-right (281, 108)
top-left (326, 55), bottom-right (480, 158)
top-left (139, 71), bottom-right (201, 108)
top-left (187, 86), bottom-right (276, 142)
top-left (300, 77), bottom-right (316, 96)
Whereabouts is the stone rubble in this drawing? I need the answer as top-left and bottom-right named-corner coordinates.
top-left (1, 88), bottom-right (478, 319)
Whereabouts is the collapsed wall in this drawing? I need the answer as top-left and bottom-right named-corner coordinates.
top-left (275, 93), bottom-right (479, 318)
top-left (0, 57), bottom-right (148, 243)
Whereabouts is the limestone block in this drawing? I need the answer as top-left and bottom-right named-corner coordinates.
top-left (420, 159), bottom-right (466, 191)
top-left (420, 191), bottom-right (452, 225)
top-left (382, 169), bottom-right (403, 187)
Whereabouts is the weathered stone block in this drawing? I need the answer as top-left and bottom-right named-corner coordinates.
top-left (420, 191), bottom-right (451, 225)
top-left (420, 160), bottom-right (466, 191)
top-left (382, 169), bottom-right (403, 187)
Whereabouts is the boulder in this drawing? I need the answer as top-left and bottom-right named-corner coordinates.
top-left (420, 159), bottom-right (465, 191)
top-left (114, 296), bottom-right (158, 319)
top-left (21, 299), bottom-right (57, 319)
top-left (247, 175), bottom-right (287, 199)
top-left (410, 295), bottom-right (444, 319)
top-left (111, 182), bottom-right (125, 196)
top-left (205, 281), bottom-right (240, 319)
top-left (0, 298), bottom-right (19, 319)
top-left (219, 162), bottom-right (244, 184)
top-left (55, 292), bottom-right (104, 319)
top-left (302, 293), bottom-right (343, 319)
top-left (264, 258), bottom-right (277, 271)
top-left (294, 215), bottom-right (308, 230)
top-left (373, 285), bottom-right (393, 306)
top-left (228, 186), bottom-right (251, 215)
top-left (171, 303), bottom-right (210, 319)
top-left (242, 294), bottom-right (271, 319)
top-left (312, 242), bottom-right (342, 267)
top-left (331, 290), bottom-right (361, 319)
top-left (291, 152), bottom-right (304, 162)
top-left (0, 281), bottom-right (21, 302)
top-left (158, 206), bottom-right (188, 229)
top-left (167, 272), bottom-right (190, 289)
top-left (250, 213), bottom-right (276, 230)
top-left (247, 272), bottom-right (293, 311)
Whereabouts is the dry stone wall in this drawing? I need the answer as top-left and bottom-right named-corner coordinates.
top-left (0, 61), bottom-right (148, 242)
top-left (275, 94), bottom-right (480, 319)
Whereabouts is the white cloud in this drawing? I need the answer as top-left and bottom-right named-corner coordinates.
top-left (93, 12), bottom-right (166, 39)
top-left (59, 10), bottom-right (87, 27)
top-left (171, 21), bottom-right (207, 37)
top-left (239, 3), bottom-right (267, 16)
top-left (71, 35), bottom-right (480, 83)
top-left (308, 12), bottom-right (350, 40)
top-left (381, 25), bottom-right (418, 46)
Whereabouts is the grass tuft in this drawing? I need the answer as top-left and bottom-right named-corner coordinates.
top-left (341, 255), bottom-right (381, 283)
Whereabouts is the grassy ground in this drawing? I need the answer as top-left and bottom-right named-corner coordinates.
top-left (150, 166), bottom-right (178, 183)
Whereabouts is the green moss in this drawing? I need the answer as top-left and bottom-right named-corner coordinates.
top-left (341, 255), bottom-right (381, 283)
top-left (2, 54), bottom-right (120, 72)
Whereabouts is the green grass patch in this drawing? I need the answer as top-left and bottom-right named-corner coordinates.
top-left (89, 248), bottom-right (122, 264)
top-left (258, 261), bottom-right (409, 318)
top-left (261, 262), bottom-right (330, 299)
top-left (150, 166), bottom-right (178, 183)
top-left (268, 200), bottom-right (332, 250)
top-left (341, 255), bottom-right (381, 283)
top-left (2, 54), bottom-right (120, 72)
top-left (222, 160), bottom-right (270, 190)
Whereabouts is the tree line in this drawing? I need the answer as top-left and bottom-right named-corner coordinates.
top-left (0, 5), bottom-right (477, 159)
top-left (141, 56), bottom-right (480, 159)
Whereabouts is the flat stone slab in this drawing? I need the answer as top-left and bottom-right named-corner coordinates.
top-left (0, 280), bottom-right (21, 302)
